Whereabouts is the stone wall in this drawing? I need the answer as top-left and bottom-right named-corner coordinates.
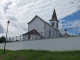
top-left (0, 36), bottom-right (80, 51)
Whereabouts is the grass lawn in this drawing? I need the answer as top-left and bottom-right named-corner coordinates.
top-left (0, 49), bottom-right (80, 60)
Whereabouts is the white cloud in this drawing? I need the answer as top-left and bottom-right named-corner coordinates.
top-left (0, 0), bottom-right (80, 37)
top-left (62, 20), bottom-right (80, 28)
top-left (59, 20), bottom-right (80, 36)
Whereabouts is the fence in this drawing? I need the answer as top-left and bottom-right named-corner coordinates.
top-left (59, 27), bottom-right (80, 36)
top-left (7, 35), bottom-right (23, 42)
top-left (7, 27), bottom-right (80, 42)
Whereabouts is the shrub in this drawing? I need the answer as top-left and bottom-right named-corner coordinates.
top-left (0, 36), bottom-right (6, 43)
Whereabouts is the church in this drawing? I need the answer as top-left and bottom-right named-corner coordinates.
top-left (23, 9), bottom-right (62, 40)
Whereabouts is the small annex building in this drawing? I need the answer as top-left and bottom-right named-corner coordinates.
top-left (23, 9), bottom-right (62, 40)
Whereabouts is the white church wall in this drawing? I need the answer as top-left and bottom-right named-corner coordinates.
top-left (55, 21), bottom-right (58, 30)
top-left (28, 17), bottom-right (45, 33)
top-left (26, 35), bottom-right (28, 40)
top-left (45, 23), bottom-right (55, 38)
top-left (50, 21), bottom-right (56, 26)
top-left (53, 31), bottom-right (56, 38)
top-left (58, 32), bottom-right (60, 37)
top-left (50, 30), bottom-right (54, 38)
top-left (37, 35), bottom-right (41, 39)
top-left (28, 35), bottom-right (39, 40)
top-left (23, 35), bottom-right (28, 40)
top-left (30, 35), bottom-right (36, 40)
top-left (50, 21), bottom-right (58, 30)
top-left (28, 16), bottom-right (60, 38)
top-left (30, 35), bottom-right (33, 40)
top-left (36, 35), bottom-right (41, 39)
top-left (45, 22), bottom-right (60, 38)
top-left (32, 35), bottom-right (35, 40)
top-left (39, 32), bottom-right (45, 38)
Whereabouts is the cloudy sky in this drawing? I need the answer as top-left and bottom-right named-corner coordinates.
top-left (0, 0), bottom-right (80, 37)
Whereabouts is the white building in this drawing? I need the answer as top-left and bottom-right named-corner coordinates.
top-left (23, 9), bottom-right (62, 40)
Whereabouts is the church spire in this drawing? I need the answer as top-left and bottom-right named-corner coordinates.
top-left (49, 8), bottom-right (59, 30)
top-left (49, 8), bottom-right (59, 22)
top-left (52, 9), bottom-right (57, 20)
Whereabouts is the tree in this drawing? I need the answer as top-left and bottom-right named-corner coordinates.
top-left (0, 36), bottom-right (5, 43)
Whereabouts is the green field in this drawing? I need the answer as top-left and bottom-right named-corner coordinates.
top-left (0, 49), bottom-right (80, 60)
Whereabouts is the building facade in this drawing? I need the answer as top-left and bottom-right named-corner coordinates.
top-left (23, 9), bottom-right (62, 40)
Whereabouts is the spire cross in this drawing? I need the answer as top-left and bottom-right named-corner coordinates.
top-left (64, 29), bottom-right (67, 34)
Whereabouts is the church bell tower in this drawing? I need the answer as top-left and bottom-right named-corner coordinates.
top-left (49, 9), bottom-right (59, 30)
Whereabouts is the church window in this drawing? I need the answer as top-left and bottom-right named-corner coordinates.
top-left (53, 30), bottom-right (54, 37)
top-left (57, 23), bottom-right (58, 27)
top-left (52, 22), bottom-right (54, 26)
top-left (49, 29), bottom-right (51, 37)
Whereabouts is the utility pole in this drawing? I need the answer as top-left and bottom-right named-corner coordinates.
top-left (3, 21), bottom-right (10, 54)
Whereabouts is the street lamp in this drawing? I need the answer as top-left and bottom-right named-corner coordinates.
top-left (3, 20), bottom-right (10, 54)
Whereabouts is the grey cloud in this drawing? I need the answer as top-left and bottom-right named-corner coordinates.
top-left (6, 16), bottom-right (17, 21)
top-left (0, 23), bottom-right (4, 33)
top-left (23, 28), bottom-right (27, 31)
top-left (9, 17), bottom-right (17, 21)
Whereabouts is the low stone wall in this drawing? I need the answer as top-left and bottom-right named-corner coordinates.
top-left (0, 36), bottom-right (80, 51)
top-left (23, 36), bottom-right (80, 51)
top-left (0, 42), bottom-right (23, 50)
